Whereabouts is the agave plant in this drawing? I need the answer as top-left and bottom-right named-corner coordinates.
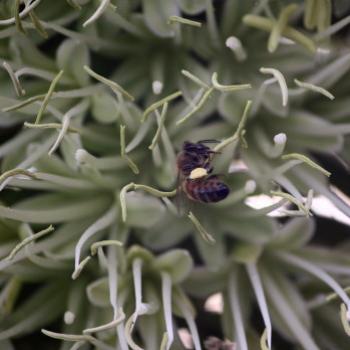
top-left (0, 0), bottom-right (350, 349)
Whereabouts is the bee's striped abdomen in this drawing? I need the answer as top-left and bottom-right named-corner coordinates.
top-left (184, 178), bottom-right (229, 203)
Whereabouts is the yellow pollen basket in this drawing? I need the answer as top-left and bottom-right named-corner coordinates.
top-left (189, 167), bottom-right (208, 179)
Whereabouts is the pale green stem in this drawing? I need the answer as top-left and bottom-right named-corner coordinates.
top-left (42, 330), bottom-right (114, 350)
top-left (2, 94), bottom-right (45, 112)
top-left (126, 119), bottom-right (152, 153)
top-left (250, 77), bottom-right (276, 116)
top-left (91, 240), bottom-right (123, 256)
top-left (261, 269), bottom-right (320, 350)
top-left (168, 16), bottom-right (201, 27)
top-left (71, 256), bottom-right (91, 280)
top-left (243, 15), bottom-right (316, 52)
top-left (304, 0), bottom-right (317, 29)
top-left (35, 70), bottom-right (64, 124)
top-left (4, 225), bottom-right (54, 261)
top-left (0, 134), bottom-right (56, 191)
top-left (74, 206), bottom-right (117, 270)
top-left (142, 91), bottom-right (182, 122)
top-left (24, 122), bottom-right (79, 133)
top-left (161, 272), bottom-right (174, 350)
top-left (0, 277), bottom-right (21, 315)
top-left (270, 190), bottom-right (309, 216)
top-left (120, 125), bottom-right (139, 174)
top-left (188, 211), bottom-right (215, 244)
top-left (315, 15), bottom-right (350, 41)
top-left (282, 153), bottom-right (331, 177)
top-left (66, 0), bottom-right (81, 10)
top-left (49, 99), bottom-right (89, 156)
top-left (2, 61), bottom-right (25, 96)
top-left (228, 270), bottom-right (248, 350)
top-left (181, 70), bottom-right (209, 89)
top-left (149, 103), bottom-right (168, 150)
top-left (124, 314), bottom-right (143, 350)
top-left (175, 296), bottom-right (202, 350)
top-left (260, 67), bottom-right (288, 107)
top-left (29, 10), bottom-right (48, 38)
top-left (205, 0), bottom-right (220, 45)
top-left (176, 87), bottom-right (214, 126)
top-left (120, 182), bottom-right (176, 222)
top-left (0, 169), bottom-right (37, 186)
top-left (268, 4), bottom-right (298, 53)
top-left (84, 65), bottom-right (134, 101)
top-left (132, 258), bottom-right (143, 321)
top-left (69, 342), bottom-right (85, 350)
top-left (214, 100), bottom-right (252, 152)
top-left (0, 0), bottom-right (42, 26)
top-left (294, 79), bottom-right (334, 100)
top-left (260, 329), bottom-right (271, 350)
top-left (160, 333), bottom-right (169, 350)
top-left (246, 263), bottom-right (272, 349)
top-left (14, 0), bottom-right (26, 33)
top-left (211, 72), bottom-right (252, 92)
top-left (340, 303), bottom-right (350, 336)
top-left (83, 311), bottom-right (125, 334)
top-left (83, 0), bottom-right (114, 28)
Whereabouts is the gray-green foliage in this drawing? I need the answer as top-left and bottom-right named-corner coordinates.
top-left (0, 0), bottom-right (350, 349)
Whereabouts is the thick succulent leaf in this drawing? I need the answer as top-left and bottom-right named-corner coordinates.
top-left (125, 192), bottom-right (166, 228)
top-left (267, 218), bottom-right (315, 250)
top-left (177, 0), bottom-right (206, 14)
top-left (86, 277), bottom-right (110, 307)
top-left (1, 194), bottom-right (112, 223)
top-left (297, 246), bottom-right (350, 271)
top-left (172, 286), bottom-right (196, 318)
top-left (153, 249), bottom-right (193, 283)
top-left (56, 39), bottom-right (90, 86)
top-left (137, 212), bottom-right (191, 250)
top-left (91, 92), bottom-right (119, 124)
top-left (142, 0), bottom-right (179, 37)
top-left (261, 265), bottom-right (315, 348)
top-left (219, 208), bottom-right (277, 244)
top-left (313, 304), bottom-right (350, 350)
top-left (231, 243), bottom-right (263, 263)
top-left (0, 283), bottom-right (67, 340)
top-left (194, 232), bottom-right (226, 270)
top-left (184, 267), bottom-right (227, 297)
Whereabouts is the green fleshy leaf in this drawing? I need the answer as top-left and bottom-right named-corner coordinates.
top-left (86, 277), bottom-right (110, 307)
top-left (261, 265), bottom-right (313, 344)
top-left (142, 0), bottom-right (179, 37)
top-left (0, 283), bottom-right (67, 340)
top-left (172, 286), bottom-right (196, 318)
top-left (91, 92), bottom-right (118, 124)
top-left (194, 231), bottom-right (226, 270)
top-left (219, 208), bottom-right (277, 244)
top-left (184, 267), bottom-right (227, 298)
top-left (126, 245), bottom-right (154, 266)
top-left (231, 243), bottom-right (262, 263)
top-left (267, 217), bottom-right (315, 250)
top-left (137, 212), bottom-right (191, 250)
top-left (56, 39), bottom-right (90, 87)
top-left (125, 192), bottom-right (166, 228)
top-left (153, 249), bottom-right (193, 283)
top-left (177, 0), bottom-right (206, 15)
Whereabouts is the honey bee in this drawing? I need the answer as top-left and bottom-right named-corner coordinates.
top-left (176, 140), bottom-right (217, 177)
top-left (177, 140), bottom-right (230, 203)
